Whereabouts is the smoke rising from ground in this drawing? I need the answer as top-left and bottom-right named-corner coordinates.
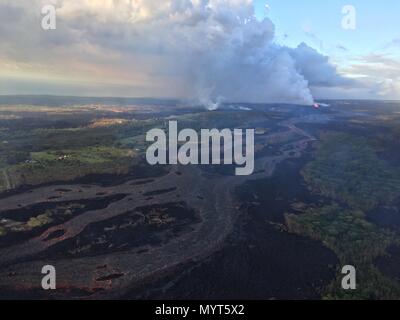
top-left (0, 0), bottom-right (351, 108)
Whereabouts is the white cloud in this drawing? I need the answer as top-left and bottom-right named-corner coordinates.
top-left (0, 0), bottom-right (359, 106)
top-left (341, 54), bottom-right (400, 99)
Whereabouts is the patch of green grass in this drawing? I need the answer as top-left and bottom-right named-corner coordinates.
top-left (0, 146), bottom-right (136, 191)
top-left (30, 146), bottom-right (135, 164)
top-left (0, 226), bottom-right (7, 237)
top-left (0, 203), bottom-right (89, 238)
top-left (26, 213), bottom-right (53, 229)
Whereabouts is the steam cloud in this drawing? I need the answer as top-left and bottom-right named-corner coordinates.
top-left (1, 0), bottom-right (350, 109)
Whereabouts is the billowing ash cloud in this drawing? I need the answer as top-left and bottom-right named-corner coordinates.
top-left (0, 0), bottom-right (350, 109)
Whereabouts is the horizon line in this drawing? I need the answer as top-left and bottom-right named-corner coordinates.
top-left (0, 94), bottom-right (399, 104)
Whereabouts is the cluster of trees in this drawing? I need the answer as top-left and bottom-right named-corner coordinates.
top-left (302, 133), bottom-right (400, 212)
top-left (286, 132), bottom-right (400, 299)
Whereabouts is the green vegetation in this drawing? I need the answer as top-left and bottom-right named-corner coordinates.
top-left (286, 205), bottom-right (400, 299)
top-left (286, 205), bottom-right (393, 264)
top-left (0, 203), bottom-right (86, 237)
top-left (302, 133), bottom-right (400, 211)
top-left (286, 132), bottom-right (400, 299)
top-left (0, 109), bottom-right (273, 192)
top-left (0, 226), bottom-right (6, 237)
top-left (26, 213), bottom-right (53, 229)
top-left (0, 213), bottom-right (53, 235)
top-left (174, 110), bottom-right (273, 131)
top-left (30, 146), bottom-right (134, 164)
top-left (0, 107), bottom-right (169, 192)
top-left (0, 146), bottom-right (136, 191)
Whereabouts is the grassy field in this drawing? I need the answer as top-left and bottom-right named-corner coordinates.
top-left (0, 146), bottom-right (137, 192)
top-left (0, 109), bottom-right (165, 191)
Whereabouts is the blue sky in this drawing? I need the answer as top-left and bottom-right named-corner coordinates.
top-left (251, 0), bottom-right (400, 99)
top-left (254, 0), bottom-right (400, 56)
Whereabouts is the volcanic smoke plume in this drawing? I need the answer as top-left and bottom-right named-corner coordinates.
top-left (1, 0), bottom-right (349, 108)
